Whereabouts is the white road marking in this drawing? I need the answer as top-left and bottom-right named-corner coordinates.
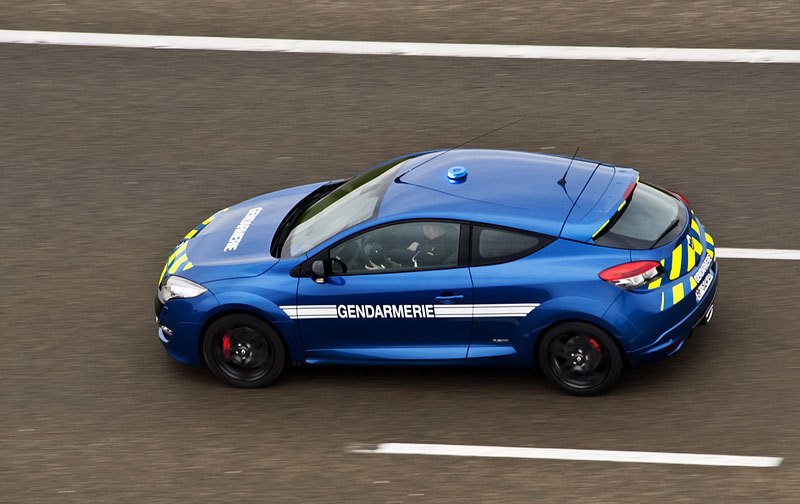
top-left (1, 29), bottom-right (800, 64)
top-left (716, 248), bottom-right (800, 261)
top-left (353, 443), bottom-right (783, 468)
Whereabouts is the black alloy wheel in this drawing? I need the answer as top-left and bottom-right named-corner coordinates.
top-left (538, 321), bottom-right (623, 395)
top-left (203, 314), bottom-right (285, 388)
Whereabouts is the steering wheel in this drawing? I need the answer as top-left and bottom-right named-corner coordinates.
top-left (361, 238), bottom-right (386, 269)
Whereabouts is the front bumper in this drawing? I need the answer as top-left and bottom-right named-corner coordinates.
top-left (154, 291), bottom-right (218, 367)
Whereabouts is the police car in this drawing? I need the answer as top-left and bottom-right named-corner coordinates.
top-left (155, 149), bottom-right (717, 395)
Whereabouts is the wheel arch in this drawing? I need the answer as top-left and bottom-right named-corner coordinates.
top-left (197, 306), bottom-right (303, 368)
top-left (531, 317), bottom-right (630, 369)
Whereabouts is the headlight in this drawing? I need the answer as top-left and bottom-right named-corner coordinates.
top-left (158, 276), bottom-right (207, 303)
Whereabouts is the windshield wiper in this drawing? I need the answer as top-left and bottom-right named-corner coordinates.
top-left (651, 217), bottom-right (680, 249)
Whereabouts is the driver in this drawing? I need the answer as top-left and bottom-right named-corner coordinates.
top-left (388, 223), bottom-right (456, 268)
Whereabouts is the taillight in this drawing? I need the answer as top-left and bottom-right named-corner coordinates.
top-left (599, 261), bottom-right (662, 289)
top-left (670, 191), bottom-right (691, 209)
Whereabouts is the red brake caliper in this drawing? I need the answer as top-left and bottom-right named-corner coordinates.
top-left (587, 337), bottom-right (601, 351)
top-left (222, 334), bottom-right (231, 361)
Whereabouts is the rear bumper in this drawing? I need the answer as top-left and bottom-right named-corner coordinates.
top-left (626, 274), bottom-right (717, 366)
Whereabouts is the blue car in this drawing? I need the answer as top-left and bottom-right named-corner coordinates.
top-left (155, 149), bottom-right (717, 395)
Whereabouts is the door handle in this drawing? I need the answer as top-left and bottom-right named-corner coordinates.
top-left (434, 294), bottom-right (464, 304)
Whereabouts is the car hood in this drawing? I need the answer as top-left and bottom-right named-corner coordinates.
top-left (158, 181), bottom-right (326, 285)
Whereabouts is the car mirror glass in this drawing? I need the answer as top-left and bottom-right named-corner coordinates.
top-left (311, 260), bottom-right (326, 283)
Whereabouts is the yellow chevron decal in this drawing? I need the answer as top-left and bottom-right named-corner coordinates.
top-left (694, 237), bottom-right (703, 255)
top-left (670, 245), bottom-right (683, 280)
top-left (158, 263), bottom-right (168, 286)
top-left (167, 241), bottom-right (187, 264)
top-left (168, 254), bottom-right (188, 274)
top-left (672, 283), bottom-right (685, 304)
top-left (686, 243), bottom-right (696, 271)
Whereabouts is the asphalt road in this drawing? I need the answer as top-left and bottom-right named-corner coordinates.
top-left (2, 6), bottom-right (800, 503)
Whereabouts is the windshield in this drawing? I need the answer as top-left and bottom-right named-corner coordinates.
top-left (593, 182), bottom-right (684, 249)
top-left (279, 156), bottom-right (417, 257)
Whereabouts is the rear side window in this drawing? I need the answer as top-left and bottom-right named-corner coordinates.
top-left (471, 225), bottom-right (551, 266)
top-left (593, 182), bottom-right (686, 249)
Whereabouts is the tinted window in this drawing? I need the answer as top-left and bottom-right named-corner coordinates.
top-left (593, 182), bottom-right (685, 249)
top-left (471, 225), bottom-right (550, 266)
top-left (330, 221), bottom-right (461, 274)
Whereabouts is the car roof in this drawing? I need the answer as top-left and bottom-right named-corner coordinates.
top-left (375, 149), bottom-right (610, 237)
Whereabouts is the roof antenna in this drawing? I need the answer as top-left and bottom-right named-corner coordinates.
top-left (558, 146), bottom-right (580, 186)
top-left (395, 117), bottom-right (525, 181)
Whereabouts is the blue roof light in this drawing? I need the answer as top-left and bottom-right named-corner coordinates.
top-left (447, 166), bottom-right (468, 184)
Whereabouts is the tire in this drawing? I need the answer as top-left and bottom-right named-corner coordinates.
top-left (202, 314), bottom-right (285, 388)
top-left (537, 321), bottom-right (623, 396)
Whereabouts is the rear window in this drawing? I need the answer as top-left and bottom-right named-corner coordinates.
top-left (471, 225), bottom-right (551, 266)
top-left (593, 182), bottom-right (686, 249)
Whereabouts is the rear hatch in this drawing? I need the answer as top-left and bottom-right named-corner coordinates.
top-left (575, 174), bottom-right (717, 312)
top-left (631, 207), bottom-right (717, 312)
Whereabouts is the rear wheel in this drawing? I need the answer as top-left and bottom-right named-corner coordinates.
top-left (202, 314), bottom-right (285, 388)
top-left (537, 322), bottom-right (623, 395)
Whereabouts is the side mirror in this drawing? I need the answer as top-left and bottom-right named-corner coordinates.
top-left (311, 260), bottom-right (327, 283)
top-left (310, 258), bottom-right (348, 284)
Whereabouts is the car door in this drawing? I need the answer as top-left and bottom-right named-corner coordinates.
top-left (467, 224), bottom-right (554, 359)
top-left (294, 220), bottom-right (473, 362)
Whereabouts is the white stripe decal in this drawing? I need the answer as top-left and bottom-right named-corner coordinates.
top-left (294, 308), bottom-right (339, 315)
top-left (281, 303), bottom-right (538, 319)
top-left (473, 307), bottom-right (538, 313)
top-left (1, 30), bottom-right (800, 64)
top-left (352, 443), bottom-right (783, 468)
top-left (472, 303), bottom-right (541, 308)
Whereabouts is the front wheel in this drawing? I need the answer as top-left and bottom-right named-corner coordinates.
top-left (202, 314), bottom-right (285, 388)
top-left (537, 322), bottom-right (623, 396)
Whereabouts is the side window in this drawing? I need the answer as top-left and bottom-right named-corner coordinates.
top-left (329, 221), bottom-right (461, 274)
top-left (471, 225), bottom-right (551, 266)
